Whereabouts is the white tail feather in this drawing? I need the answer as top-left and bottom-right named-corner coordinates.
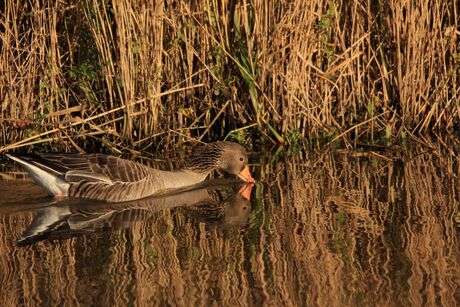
top-left (6, 154), bottom-right (70, 197)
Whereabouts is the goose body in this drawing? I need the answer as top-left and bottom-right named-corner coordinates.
top-left (7, 141), bottom-right (255, 202)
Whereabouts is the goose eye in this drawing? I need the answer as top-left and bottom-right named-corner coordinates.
top-left (239, 157), bottom-right (244, 162)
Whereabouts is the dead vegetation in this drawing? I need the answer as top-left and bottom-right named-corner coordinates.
top-left (0, 0), bottom-right (458, 153)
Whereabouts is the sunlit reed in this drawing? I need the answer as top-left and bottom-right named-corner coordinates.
top-left (0, 0), bottom-right (458, 152)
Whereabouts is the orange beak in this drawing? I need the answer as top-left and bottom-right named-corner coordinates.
top-left (238, 183), bottom-right (254, 200)
top-left (237, 165), bottom-right (256, 183)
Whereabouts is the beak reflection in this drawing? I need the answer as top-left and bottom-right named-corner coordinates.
top-left (238, 183), bottom-right (254, 200)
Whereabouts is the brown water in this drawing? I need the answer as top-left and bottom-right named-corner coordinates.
top-left (0, 146), bottom-right (459, 306)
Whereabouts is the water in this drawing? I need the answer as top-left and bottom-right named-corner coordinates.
top-left (0, 146), bottom-right (459, 306)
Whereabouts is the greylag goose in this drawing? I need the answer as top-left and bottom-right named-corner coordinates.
top-left (6, 141), bottom-right (255, 202)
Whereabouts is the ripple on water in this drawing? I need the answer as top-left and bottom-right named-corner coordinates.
top-left (0, 147), bottom-right (459, 306)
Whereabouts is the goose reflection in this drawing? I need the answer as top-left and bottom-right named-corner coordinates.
top-left (15, 180), bottom-right (254, 245)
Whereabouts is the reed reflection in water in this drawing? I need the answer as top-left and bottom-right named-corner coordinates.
top-left (0, 146), bottom-right (459, 306)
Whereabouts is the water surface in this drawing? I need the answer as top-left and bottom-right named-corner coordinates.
top-left (0, 145), bottom-right (459, 306)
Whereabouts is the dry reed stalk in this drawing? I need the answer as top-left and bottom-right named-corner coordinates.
top-left (0, 84), bottom-right (203, 153)
top-left (1, 1), bottom-right (70, 145)
top-left (0, 0), bottom-right (457, 151)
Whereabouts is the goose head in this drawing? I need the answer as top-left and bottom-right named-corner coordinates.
top-left (185, 141), bottom-right (256, 183)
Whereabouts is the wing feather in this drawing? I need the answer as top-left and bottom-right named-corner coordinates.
top-left (12, 153), bottom-right (151, 183)
top-left (65, 171), bottom-right (113, 184)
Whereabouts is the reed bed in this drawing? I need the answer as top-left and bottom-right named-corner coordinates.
top-left (0, 0), bottom-right (458, 152)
